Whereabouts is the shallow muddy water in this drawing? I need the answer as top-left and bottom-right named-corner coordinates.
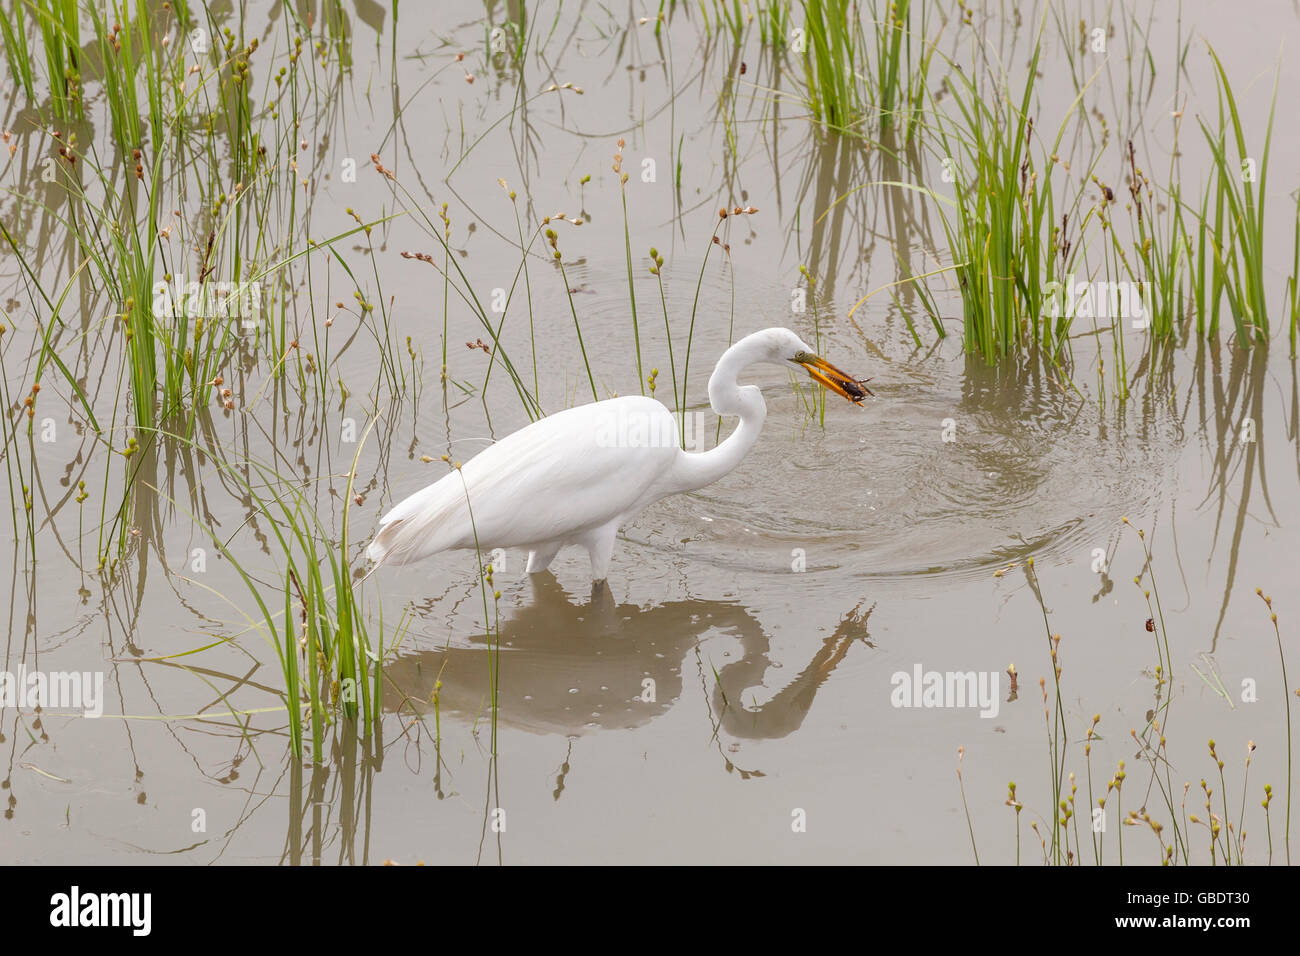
top-left (2, 0), bottom-right (1300, 864)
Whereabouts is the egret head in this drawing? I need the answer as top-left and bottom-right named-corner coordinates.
top-left (760, 328), bottom-right (871, 405)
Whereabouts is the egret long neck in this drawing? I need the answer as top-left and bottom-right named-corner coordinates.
top-left (666, 344), bottom-right (767, 494)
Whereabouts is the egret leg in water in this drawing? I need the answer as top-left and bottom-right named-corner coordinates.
top-left (366, 327), bottom-right (870, 585)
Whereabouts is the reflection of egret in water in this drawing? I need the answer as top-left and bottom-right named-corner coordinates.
top-left (384, 573), bottom-right (874, 742)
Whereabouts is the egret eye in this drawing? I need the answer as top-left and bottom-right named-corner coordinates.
top-left (791, 350), bottom-right (808, 364)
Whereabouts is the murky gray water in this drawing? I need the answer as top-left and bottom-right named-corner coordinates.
top-left (2, 0), bottom-right (1299, 864)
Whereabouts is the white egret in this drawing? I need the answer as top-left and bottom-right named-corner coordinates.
top-left (366, 327), bottom-right (868, 583)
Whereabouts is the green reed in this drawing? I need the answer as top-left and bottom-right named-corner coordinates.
top-left (1256, 590), bottom-right (1293, 863)
top-left (758, 0), bottom-right (791, 48)
top-left (704, 0), bottom-right (750, 46)
top-left (679, 208), bottom-right (741, 446)
top-left (1105, 139), bottom-right (1190, 342)
top-left (157, 424), bottom-right (384, 760)
top-left (799, 1), bottom-right (937, 139)
top-left (23, 3), bottom-right (279, 445)
top-left (615, 142), bottom-right (646, 394)
top-left (0, 3), bottom-right (35, 101)
top-left (872, 0), bottom-right (939, 142)
top-left (544, 222), bottom-right (598, 402)
top-left (31, 0), bottom-right (82, 122)
top-left (791, 264), bottom-right (828, 423)
top-left (1195, 45), bottom-right (1276, 348)
top-left (801, 0), bottom-right (863, 131)
top-left (648, 247), bottom-right (680, 413)
top-left (929, 35), bottom-right (1065, 365)
top-left (1288, 189), bottom-right (1299, 357)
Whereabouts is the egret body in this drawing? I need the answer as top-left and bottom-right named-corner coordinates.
top-left (366, 328), bottom-right (867, 583)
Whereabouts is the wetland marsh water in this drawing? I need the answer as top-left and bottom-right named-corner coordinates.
top-left (2, 0), bottom-right (1299, 864)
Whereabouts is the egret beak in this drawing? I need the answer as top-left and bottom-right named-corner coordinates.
top-left (794, 352), bottom-right (872, 404)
